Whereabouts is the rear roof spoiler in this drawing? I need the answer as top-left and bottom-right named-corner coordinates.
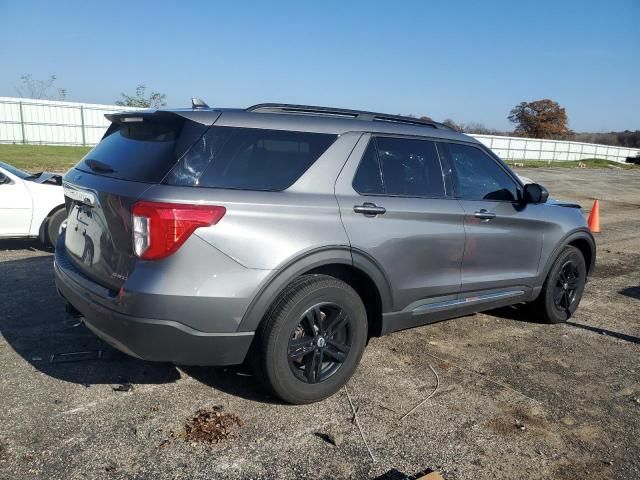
top-left (105, 109), bottom-right (220, 126)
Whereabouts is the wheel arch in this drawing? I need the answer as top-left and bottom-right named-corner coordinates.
top-left (542, 229), bottom-right (596, 280)
top-left (237, 246), bottom-right (393, 336)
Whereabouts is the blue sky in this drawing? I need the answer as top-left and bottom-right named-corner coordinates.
top-left (1, 0), bottom-right (638, 131)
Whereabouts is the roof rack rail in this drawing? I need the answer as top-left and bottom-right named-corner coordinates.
top-left (245, 103), bottom-right (452, 130)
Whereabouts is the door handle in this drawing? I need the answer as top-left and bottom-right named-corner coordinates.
top-left (473, 209), bottom-right (496, 220)
top-left (354, 202), bottom-right (386, 217)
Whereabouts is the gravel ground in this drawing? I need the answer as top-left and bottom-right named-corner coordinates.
top-left (1, 168), bottom-right (639, 480)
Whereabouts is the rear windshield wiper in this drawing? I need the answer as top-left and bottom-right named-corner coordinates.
top-left (85, 159), bottom-right (115, 174)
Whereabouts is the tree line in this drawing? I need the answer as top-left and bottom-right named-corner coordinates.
top-left (14, 75), bottom-right (167, 109)
top-left (414, 98), bottom-right (639, 149)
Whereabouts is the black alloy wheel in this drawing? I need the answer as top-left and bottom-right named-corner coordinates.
top-left (287, 302), bottom-right (351, 383)
top-left (531, 245), bottom-right (587, 323)
top-left (253, 274), bottom-right (368, 404)
top-left (553, 260), bottom-right (581, 314)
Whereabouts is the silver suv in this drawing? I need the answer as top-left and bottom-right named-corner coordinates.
top-left (55, 102), bottom-right (595, 404)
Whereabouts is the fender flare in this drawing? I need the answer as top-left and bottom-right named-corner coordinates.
top-left (237, 246), bottom-right (393, 332)
top-left (540, 228), bottom-right (596, 281)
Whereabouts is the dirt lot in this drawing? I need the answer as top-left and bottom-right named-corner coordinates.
top-left (1, 168), bottom-right (639, 480)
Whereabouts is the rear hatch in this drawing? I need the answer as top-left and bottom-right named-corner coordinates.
top-left (62, 110), bottom-right (218, 290)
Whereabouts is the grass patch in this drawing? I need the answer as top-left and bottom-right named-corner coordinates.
top-left (0, 144), bottom-right (91, 172)
top-left (1, 144), bottom-right (637, 174)
top-left (504, 158), bottom-right (637, 169)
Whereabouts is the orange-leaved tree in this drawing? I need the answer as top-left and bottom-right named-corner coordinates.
top-left (508, 99), bottom-right (571, 139)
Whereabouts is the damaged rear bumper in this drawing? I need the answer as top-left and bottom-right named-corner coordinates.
top-left (53, 250), bottom-right (254, 367)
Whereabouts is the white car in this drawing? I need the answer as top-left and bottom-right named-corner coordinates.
top-left (0, 161), bottom-right (66, 247)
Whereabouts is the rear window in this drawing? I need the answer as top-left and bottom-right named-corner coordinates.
top-left (76, 117), bottom-right (208, 183)
top-left (166, 127), bottom-right (337, 191)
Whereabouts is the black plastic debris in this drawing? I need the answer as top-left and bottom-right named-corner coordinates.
top-left (49, 350), bottom-right (103, 363)
top-left (112, 383), bottom-right (134, 393)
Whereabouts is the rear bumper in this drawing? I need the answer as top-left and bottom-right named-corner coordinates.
top-left (54, 250), bottom-right (254, 366)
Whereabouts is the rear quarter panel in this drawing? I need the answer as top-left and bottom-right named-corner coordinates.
top-left (140, 132), bottom-right (362, 270)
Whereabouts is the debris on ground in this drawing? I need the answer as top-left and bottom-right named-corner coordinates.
top-left (344, 384), bottom-right (375, 462)
top-left (112, 383), bottom-right (134, 393)
top-left (49, 350), bottom-right (103, 363)
top-left (314, 431), bottom-right (343, 447)
top-left (378, 403), bottom-right (399, 414)
top-left (374, 468), bottom-right (445, 480)
top-left (183, 406), bottom-right (242, 445)
top-left (62, 318), bottom-right (82, 329)
top-left (417, 472), bottom-right (445, 480)
top-left (400, 364), bottom-right (440, 421)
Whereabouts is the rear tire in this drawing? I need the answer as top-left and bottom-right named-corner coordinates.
top-left (46, 208), bottom-right (67, 249)
top-left (531, 246), bottom-right (587, 323)
top-left (253, 274), bottom-right (368, 404)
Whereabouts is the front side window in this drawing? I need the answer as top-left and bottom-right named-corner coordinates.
top-left (438, 142), bottom-right (519, 201)
top-left (352, 137), bottom-right (445, 198)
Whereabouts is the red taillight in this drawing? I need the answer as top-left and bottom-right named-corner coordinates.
top-left (131, 201), bottom-right (226, 260)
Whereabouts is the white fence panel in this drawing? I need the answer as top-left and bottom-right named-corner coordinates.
top-left (471, 134), bottom-right (639, 163)
top-left (1, 97), bottom-right (639, 163)
top-left (0, 97), bottom-right (137, 146)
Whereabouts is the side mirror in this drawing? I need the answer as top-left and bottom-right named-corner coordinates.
top-left (0, 173), bottom-right (11, 185)
top-left (523, 183), bottom-right (549, 204)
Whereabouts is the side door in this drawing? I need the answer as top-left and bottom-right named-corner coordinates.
top-left (0, 169), bottom-right (32, 236)
top-left (335, 134), bottom-right (466, 333)
top-left (436, 141), bottom-right (546, 312)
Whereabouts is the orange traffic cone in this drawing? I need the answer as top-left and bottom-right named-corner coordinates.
top-left (587, 199), bottom-right (600, 233)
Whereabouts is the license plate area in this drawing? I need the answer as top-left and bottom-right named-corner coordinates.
top-left (65, 203), bottom-right (103, 265)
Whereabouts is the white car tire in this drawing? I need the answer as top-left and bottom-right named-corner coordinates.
top-left (45, 208), bottom-right (67, 248)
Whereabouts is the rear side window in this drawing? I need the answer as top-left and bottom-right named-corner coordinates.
top-left (76, 117), bottom-right (208, 183)
top-left (167, 127), bottom-right (337, 191)
top-left (353, 137), bottom-right (445, 198)
top-left (438, 142), bottom-right (518, 201)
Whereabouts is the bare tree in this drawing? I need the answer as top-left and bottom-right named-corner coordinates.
top-left (572, 130), bottom-right (640, 148)
top-left (15, 74), bottom-right (67, 100)
top-left (442, 118), bottom-right (461, 131)
top-left (459, 122), bottom-right (495, 135)
top-left (115, 85), bottom-right (167, 108)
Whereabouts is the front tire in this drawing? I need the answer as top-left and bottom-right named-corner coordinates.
top-left (253, 274), bottom-right (368, 404)
top-left (531, 246), bottom-right (587, 323)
